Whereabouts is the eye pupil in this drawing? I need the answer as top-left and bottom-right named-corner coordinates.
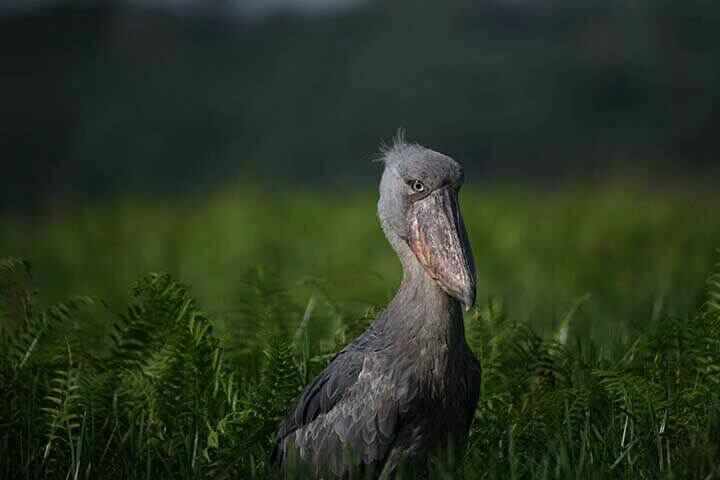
top-left (411, 180), bottom-right (424, 192)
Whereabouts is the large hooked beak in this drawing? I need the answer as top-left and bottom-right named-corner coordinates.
top-left (407, 187), bottom-right (476, 311)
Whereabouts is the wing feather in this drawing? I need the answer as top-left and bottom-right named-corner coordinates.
top-left (271, 348), bottom-right (365, 468)
top-left (272, 315), bottom-right (402, 477)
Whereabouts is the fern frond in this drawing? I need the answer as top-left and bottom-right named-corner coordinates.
top-left (0, 257), bottom-right (31, 278)
top-left (0, 257), bottom-right (33, 330)
top-left (705, 252), bottom-right (720, 312)
top-left (5, 296), bottom-right (94, 372)
top-left (40, 341), bottom-right (84, 477)
top-left (110, 273), bottom-right (191, 369)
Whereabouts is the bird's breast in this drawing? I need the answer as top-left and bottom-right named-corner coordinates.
top-left (381, 337), bottom-right (472, 405)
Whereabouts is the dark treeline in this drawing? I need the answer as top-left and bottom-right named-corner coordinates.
top-left (1, 0), bottom-right (719, 212)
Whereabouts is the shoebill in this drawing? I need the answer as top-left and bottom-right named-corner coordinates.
top-left (272, 136), bottom-right (480, 478)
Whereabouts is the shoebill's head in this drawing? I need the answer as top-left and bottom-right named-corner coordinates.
top-left (377, 134), bottom-right (476, 311)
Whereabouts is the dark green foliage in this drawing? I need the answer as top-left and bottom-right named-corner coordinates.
top-left (0, 264), bottom-right (296, 479)
top-left (462, 259), bottom-right (720, 479)
top-left (2, 256), bottom-right (720, 479)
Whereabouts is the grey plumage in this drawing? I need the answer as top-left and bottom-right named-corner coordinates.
top-left (272, 136), bottom-right (481, 479)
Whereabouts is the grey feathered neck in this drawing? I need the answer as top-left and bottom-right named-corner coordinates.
top-left (375, 228), bottom-right (466, 348)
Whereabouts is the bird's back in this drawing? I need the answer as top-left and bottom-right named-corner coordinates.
top-left (272, 320), bottom-right (396, 478)
top-left (272, 310), bottom-right (480, 479)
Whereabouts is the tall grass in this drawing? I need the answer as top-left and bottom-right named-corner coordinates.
top-left (3, 185), bottom-right (719, 341)
top-left (1, 184), bottom-right (720, 478)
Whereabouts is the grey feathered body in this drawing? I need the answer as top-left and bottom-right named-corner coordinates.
top-left (273, 138), bottom-right (480, 478)
top-left (273, 263), bottom-right (481, 478)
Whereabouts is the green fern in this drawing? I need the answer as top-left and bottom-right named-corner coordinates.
top-left (40, 341), bottom-right (84, 478)
top-left (2, 253), bottom-right (720, 479)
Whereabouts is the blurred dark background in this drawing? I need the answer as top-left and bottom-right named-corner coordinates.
top-left (1, 0), bottom-right (719, 213)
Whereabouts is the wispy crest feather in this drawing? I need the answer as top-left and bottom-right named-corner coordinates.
top-left (375, 128), bottom-right (419, 164)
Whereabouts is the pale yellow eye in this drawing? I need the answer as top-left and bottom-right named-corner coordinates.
top-left (409, 180), bottom-right (425, 193)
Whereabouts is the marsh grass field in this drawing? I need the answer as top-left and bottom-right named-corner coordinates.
top-left (1, 182), bottom-right (720, 479)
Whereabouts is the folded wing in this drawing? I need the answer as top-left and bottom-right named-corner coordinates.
top-left (272, 334), bottom-right (400, 478)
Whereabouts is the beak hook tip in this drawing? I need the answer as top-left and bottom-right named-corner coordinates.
top-left (461, 293), bottom-right (475, 312)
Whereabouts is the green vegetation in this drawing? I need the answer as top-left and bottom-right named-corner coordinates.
top-left (1, 184), bottom-right (720, 478)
